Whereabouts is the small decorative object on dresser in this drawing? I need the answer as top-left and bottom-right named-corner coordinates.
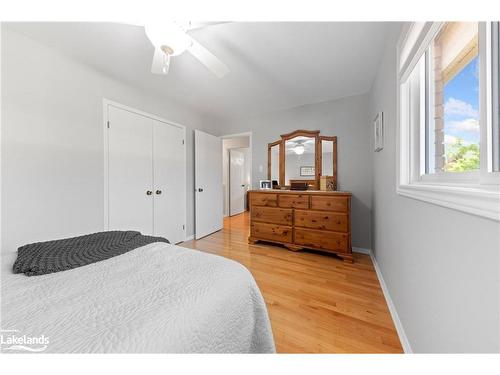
top-left (374, 112), bottom-right (384, 152)
top-left (248, 190), bottom-right (353, 263)
top-left (290, 181), bottom-right (309, 191)
top-left (320, 176), bottom-right (335, 191)
top-left (259, 180), bottom-right (272, 189)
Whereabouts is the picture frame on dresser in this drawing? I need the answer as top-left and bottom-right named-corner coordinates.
top-left (259, 180), bottom-right (272, 189)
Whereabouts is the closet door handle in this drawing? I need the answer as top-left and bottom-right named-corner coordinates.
top-left (155, 190), bottom-right (162, 195)
top-left (146, 190), bottom-right (153, 196)
top-left (198, 188), bottom-right (204, 192)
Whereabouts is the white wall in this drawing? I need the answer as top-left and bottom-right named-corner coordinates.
top-left (368, 24), bottom-right (500, 352)
top-left (1, 28), bottom-right (223, 252)
top-left (220, 94), bottom-right (372, 249)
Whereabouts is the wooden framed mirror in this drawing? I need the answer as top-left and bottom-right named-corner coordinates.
top-left (319, 135), bottom-right (338, 191)
top-left (282, 130), bottom-right (319, 189)
top-left (267, 140), bottom-right (281, 183)
top-left (267, 130), bottom-right (337, 190)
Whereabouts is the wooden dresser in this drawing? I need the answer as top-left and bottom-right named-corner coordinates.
top-left (248, 190), bottom-right (353, 262)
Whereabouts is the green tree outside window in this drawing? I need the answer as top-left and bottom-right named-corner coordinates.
top-left (444, 138), bottom-right (480, 172)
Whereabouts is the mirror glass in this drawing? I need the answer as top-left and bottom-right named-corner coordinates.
top-left (321, 139), bottom-right (334, 176)
top-left (270, 144), bottom-right (280, 183)
top-left (284, 136), bottom-right (316, 185)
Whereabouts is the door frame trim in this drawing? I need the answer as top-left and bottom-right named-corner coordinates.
top-left (102, 98), bottom-right (187, 240)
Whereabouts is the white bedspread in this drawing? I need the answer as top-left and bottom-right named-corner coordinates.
top-left (0, 243), bottom-right (275, 353)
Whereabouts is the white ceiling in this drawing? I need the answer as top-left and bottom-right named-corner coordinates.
top-left (5, 22), bottom-right (391, 122)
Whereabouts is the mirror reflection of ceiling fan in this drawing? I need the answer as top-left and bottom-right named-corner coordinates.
top-left (144, 21), bottom-right (229, 78)
top-left (286, 138), bottom-right (315, 155)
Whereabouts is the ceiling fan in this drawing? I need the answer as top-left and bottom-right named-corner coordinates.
top-left (144, 22), bottom-right (229, 78)
top-left (286, 139), bottom-right (314, 155)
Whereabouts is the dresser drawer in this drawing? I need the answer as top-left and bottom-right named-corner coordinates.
top-left (251, 206), bottom-right (293, 225)
top-left (278, 194), bottom-right (309, 209)
top-left (294, 228), bottom-right (349, 253)
top-left (250, 193), bottom-right (278, 207)
top-left (251, 222), bottom-right (292, 243)
top-left (295, 210), bottom-right (348, 232)
top-left (310, 195), bottom-right (349, 212)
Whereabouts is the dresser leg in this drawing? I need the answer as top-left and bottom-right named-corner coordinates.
top-left (339, 253), bottom-right (354, 263)
top-left (284, 244), bottom-right (303, 252)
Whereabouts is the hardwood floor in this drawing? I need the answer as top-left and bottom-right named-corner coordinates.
top-left (180, 212), bottom-right (403, 353)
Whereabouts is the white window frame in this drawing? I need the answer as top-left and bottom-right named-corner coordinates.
top-left (490, 22), bottom-right (499, 173)
top-left (396, 22), bottom-right (500, 221)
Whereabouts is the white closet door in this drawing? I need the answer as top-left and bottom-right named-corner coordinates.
top-left (195, 130), bottom-right (223, 239)
top-left (108, 106), bottom-right (154, 235)
top-left (153, 121), bottom-right (185, 244)
top-left (229, 149), bottom-right (246, 216)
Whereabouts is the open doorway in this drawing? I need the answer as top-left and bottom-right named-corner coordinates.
top-left (221, 133), bottom-right (252, 217)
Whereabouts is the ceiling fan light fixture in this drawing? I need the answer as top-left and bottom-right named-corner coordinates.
top-left (145, 22), bottom-right (191, 56)
top-left (293, 145), bottom-right (305, 155)
top-left (160, 50), bottom-right (171, 74)
top-left (147, 21), bottom-right (229, 78)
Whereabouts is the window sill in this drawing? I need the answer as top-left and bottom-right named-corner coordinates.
top-left (397, 182), bottom-right (500, 221)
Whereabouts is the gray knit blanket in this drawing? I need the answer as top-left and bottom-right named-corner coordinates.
top-left (13, 231), bottom-right (170, 276)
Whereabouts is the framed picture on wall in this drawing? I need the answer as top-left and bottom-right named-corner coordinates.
top-left (300, 166), bottom-right (315, 176)
top-left (374, 112), bottom-right (384, 152)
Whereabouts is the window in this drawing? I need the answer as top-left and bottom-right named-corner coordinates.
top-left (493, 22), bottom-right (500, 172)
top-left (431, 23), bottom-right (479, 173)
top-left (397, 22), bottom-right (500, 221)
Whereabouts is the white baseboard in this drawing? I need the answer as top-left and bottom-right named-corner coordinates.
top-left (353, 246), bottom-right (412, 353)
top-left (183, 235), bottom-right (194, 242)
top-left (369, 250), bottom-right (413, 353)
top-left (352, 246), bottom-right (372, 255)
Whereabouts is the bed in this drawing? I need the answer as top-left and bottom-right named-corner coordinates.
top-left (0, 242), bottom-right (275, 353)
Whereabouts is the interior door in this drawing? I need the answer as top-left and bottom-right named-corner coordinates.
top-left (108, 106), bottom-right (154, 235)
top-left (195, 129), bottom-right (223, 239)
top-left (153, 120), bottom-right (186, 244)
top-left (229, 149), bottom-right (246, 216)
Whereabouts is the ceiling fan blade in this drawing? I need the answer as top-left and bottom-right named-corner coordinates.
top-left (151, 47), bottom-right (169, 75)
top-left (187, 38), bottom-right (229, 78)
